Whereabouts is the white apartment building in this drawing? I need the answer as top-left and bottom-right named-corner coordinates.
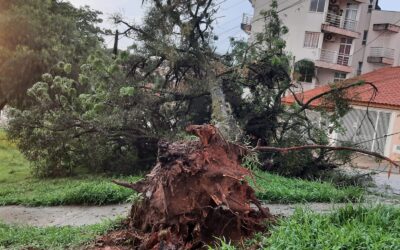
top-left (244, 0), bottom-right (400, 89)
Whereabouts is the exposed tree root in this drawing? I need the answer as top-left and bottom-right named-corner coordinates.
top-left (93, 125), bottom-right (273, 250)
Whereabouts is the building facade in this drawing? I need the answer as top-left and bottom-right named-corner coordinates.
top-left (244, 0), bottom-right (400, 90)
top-left (282, 67), bottom-right (400, 161)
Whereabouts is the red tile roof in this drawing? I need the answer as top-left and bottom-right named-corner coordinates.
top-left (282, 67), bottom-right (400, 110)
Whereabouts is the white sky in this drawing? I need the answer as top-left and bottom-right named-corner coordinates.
top-left (67, 0), bottom-right (253, 53)
top-left (67, 0), bottom-right (400, 53)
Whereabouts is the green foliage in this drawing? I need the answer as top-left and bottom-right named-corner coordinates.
top-left (0, 219), bottom-right (120, 250)
top-left (119, 86), bottom-right (136, 97)
top-left (6, 52), bottom-right (167, 177)
top-left (0, 0), bottom-right (102, 108)
top-left (225, 0), bottom-right (354, 177)
top-left (0, 134), bottom-right (361, 206)
top-left (4, 0), bottom-right (357, 179)
top-left (0, 175), bottom-right (141, 206)
top-left (294, 59), bottom-right (315, 83)
top-left (208, 238), bottom-right (237, 250)
top-left (242, 153), bottom-right (262, 172)
top-left (0, 133), bottom-right (142, 206)
top-left (243, 153), bottom-right (363, 203)
top-left (0, 130), bottom-right (31, 184)
top-left (125, 192), bottom-right (143, 204)
top-left (0, 170), bottom-right (363, 206)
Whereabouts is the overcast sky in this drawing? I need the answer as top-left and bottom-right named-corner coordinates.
top-left (68, 0), bottom-right (400, 53)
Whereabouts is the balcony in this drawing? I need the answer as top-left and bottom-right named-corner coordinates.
top-left (315, 49), bottom-right (353, 73)
top-left (373, 23), bottom-right (400, 33)
top-left (367, 47), bottom-right (395, 65)
top-left (321, 12), bottom-right (360, 39)
top-left (240, 13), bottom-right (252, 35)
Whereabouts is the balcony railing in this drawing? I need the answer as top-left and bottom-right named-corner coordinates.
top-left (318, 49), bottom-right (352, 66)
top-left (369, 47), bottom-right (395, 59)
top-left (240, 13), bottom-right (252, 34)
top-left (325, 12), bottom-right (358, 32)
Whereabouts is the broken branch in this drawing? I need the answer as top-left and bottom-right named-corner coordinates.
top-left (253, 141), bottom-right (400, 175)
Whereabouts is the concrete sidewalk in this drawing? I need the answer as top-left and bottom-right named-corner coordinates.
top-left (0, 204), bottom-right (131, 227)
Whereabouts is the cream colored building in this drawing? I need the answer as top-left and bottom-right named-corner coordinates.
top-left (0, 108), bottom-right (8, 128)
top-left (244, 0), bottom-right (400, 90)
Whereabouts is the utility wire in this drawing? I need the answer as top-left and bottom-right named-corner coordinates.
top-left (217, 0), bottom-right (302, 38)
top-left (218, 0), bottom-right (295, 36)
top-left (221, 0), bottom-right (246, 11)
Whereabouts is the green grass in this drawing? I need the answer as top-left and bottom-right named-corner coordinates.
top-left (0, 130), bottom-right (30, 184)
top-left (0, 219), bottom-right (120, 250)
top-left (0, 130), bottom-right (363, 206)
top-left (0, 171), bottom-right (364, 206)
top-left (252, 171), bottom-right (364, 203)
top-left (0, 175), bottom-right (142, 206)
top-left (212, 205), bottom-right (400, 250)
top-left (258, 205), bottom-right (400, 249)
top-left (0, 129), bottom-right (143, 206)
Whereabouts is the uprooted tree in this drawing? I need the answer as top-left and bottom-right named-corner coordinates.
top-left (4, 0), bottom-right (400, 248)
top-left (100, 125), bottom-right (273, 249)
top-left (6, 0), bottom-right (374, 178)
top-left (95, 124), bottom-right (398, 249)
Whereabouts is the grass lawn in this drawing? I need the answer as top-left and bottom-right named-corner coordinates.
top-left (212, 205), bottom-right (400, 250)
top-left (0, 130), bottom-right (30, 184)
top-left (0, 219), bottom-right (120, 250)
top-left (0, 130), bottom-right (364, 206)
top-left (0, 130), bottom-right (142, 206)
top-left (0, 175), bottom-right (142, 206)
top-left (253, 171), bottom-right (364, 203)
top-left (263, 205), bottom-right (400, 249)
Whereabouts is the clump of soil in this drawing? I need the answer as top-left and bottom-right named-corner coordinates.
top-left (93, 125), bottom-right (273, 249)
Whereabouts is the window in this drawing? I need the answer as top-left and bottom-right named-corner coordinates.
top-left (357, 62), bottom-right (363, 76)
top-left (368, 4), bottom-right (373, 13)
top-left (303, 32), bottom-right (320, 48)
top-left (310, 0), bottom-right (326, 12)
top-left (362, 30), bottom-right (368, 45)
top-left (299, 74), bottom-right (313, 83)
top-left (333, 72), bottom-right (347, 82)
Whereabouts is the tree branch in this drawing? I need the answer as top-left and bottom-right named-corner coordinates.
top-left (253, 142), bottom-right (400, 174)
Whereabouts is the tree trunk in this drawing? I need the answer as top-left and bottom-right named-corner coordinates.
top-left (208, 72), bottom-right (242, 141)
top-left (0, 98), bottom-right (6, 111)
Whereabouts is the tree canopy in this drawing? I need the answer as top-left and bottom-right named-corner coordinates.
top-left (6, 0), bottom-right (363, 177)
top-left (0, 0), bottom-right (103, 109)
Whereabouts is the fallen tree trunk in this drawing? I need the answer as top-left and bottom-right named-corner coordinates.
top-left (253, 140), bottom-right (400, 176)
top-left (97, 125), bottom-right (272, 249)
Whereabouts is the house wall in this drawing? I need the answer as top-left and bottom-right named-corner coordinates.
top-left (388, 111), bottom-right (400, 161)
top-left (315, 68), bottom-right (335, 85)
top-left (336, 105), bottom-right (400, 161)
top-left (349, 0), bottom-right (372, 77)
top-left (250, 0), bottom-right (327, 62)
